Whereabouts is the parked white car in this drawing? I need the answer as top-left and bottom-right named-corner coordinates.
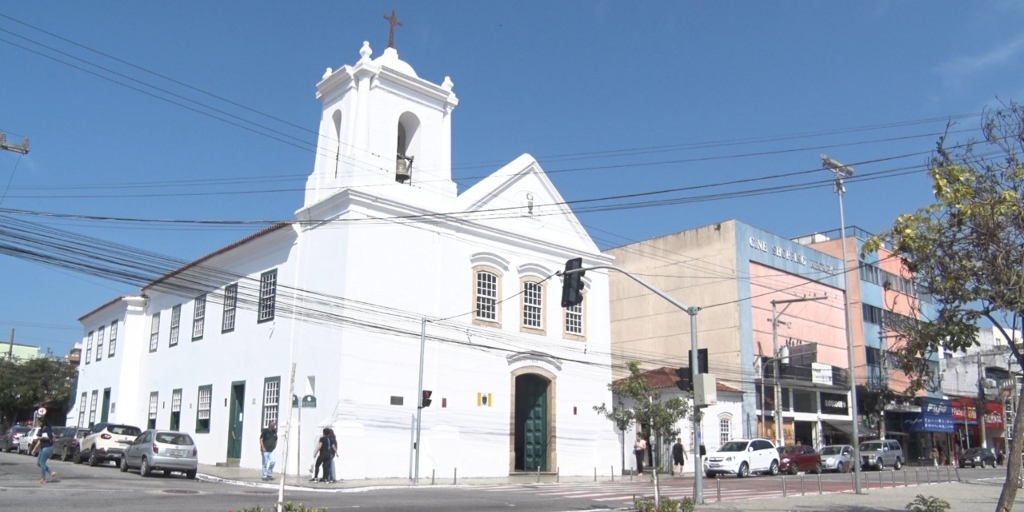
top-left (17, 428), bottom-right (40, 455)
top-left (703, 438), bottom-right (780, 478)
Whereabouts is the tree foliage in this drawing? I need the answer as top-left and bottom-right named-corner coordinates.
top-left (863, 102), bottom-right (1024, 512)
top-left (593, 361), bottom-right (691, 443)
top-left (0, 355), bottom-right (78, 427)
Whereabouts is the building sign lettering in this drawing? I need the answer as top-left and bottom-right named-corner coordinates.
top-left (747, 237), bottom-right (837, 275)
top-left (820, 392), bottom-right (848, 415)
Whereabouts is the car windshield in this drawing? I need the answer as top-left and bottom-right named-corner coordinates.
top-left (10, 426), bottom-right (29, 434)
top-left (155, 432), bottom-right (194, 445)
top-left (718, 441), bottom-right (749, 452)
top-left (108, 425), bottom-right (142, 436)
top-left (778, 446), bottom-right (799, 454)
top-left (965, 448), bottom-right (982, 455)
top-left (860, 442), bottom-right (883, 451)
top-left (820, 446), bottom-right (843, 455)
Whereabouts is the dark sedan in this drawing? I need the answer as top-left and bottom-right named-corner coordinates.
top-left (958, 447), bottom-right (997, 468)
top-left (52, 426), bottom-right (90, 461)
top-left (0, 426), bottom-right (30, 452)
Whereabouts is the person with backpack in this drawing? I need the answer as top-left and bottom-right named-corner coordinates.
top-left (311, 428), bottom-right (334, 483)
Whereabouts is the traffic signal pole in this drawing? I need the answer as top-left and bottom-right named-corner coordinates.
top-left (560, 263), bottom-right (705, 504)
top-left (414, 317), bottom-right (427, 483)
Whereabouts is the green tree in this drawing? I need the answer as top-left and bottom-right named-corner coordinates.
top-left (864, 103), bottom-right (1024, 512)
top-left (0, 355), bottom-right (78, 427)
top-left (594, 361), bottom-right (691, 505)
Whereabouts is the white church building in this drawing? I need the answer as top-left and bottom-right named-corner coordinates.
top-left (70, 40), bottom-right (620, 480)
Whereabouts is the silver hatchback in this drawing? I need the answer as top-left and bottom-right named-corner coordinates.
top-left (119, 430), bottom-right (198, 479)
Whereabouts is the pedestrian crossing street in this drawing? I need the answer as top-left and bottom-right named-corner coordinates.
top-left (469, 480), bottom-right (792, 505)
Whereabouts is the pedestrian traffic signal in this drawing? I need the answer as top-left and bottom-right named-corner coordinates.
top-left (561, 257), bottom-right (585, 308)
top-left (421, 390), bottom-right (433, 408)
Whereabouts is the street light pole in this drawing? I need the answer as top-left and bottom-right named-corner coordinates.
top-left (822, 154), bottom-right (863, 494)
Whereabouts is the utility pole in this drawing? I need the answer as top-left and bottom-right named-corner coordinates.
top-left (978, 354), bottom-right (988, 449)
top-left (770, 296), bottom-right (826, 447)
top-left (6, 328), bottom-right (13, 360)
top-left (0, 132), bottom-right (30, 155)
top-left (878, 315), bottom-right (887, 439)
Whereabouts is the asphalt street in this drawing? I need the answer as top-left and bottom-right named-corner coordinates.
top-left (0, 450), bottom-right (1017, 512)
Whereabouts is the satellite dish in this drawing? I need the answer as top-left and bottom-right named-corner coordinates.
top-left (36, 407), bottom-right (47, 418)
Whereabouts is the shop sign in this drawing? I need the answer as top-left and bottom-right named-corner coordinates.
top-left (812, 363), bottom-right (833, 385)
top-left (985, 402), bottom-right (1004, 428)
top-left (917, 397), bottom-right (955, 433)
top-left (820, 392), bottom-right (848, 415)
top-left (951, 398), bottom-right (978, 423)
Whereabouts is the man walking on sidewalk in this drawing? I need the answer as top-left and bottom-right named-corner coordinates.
top-left (260, 421), bottom-right (278, 481)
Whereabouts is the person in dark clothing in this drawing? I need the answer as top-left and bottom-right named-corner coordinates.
top-left (32, 420), bottom-right (56, 483)
top-left (633, 433), bottom-right (647, 475)
top-left (259, 421), bottom-right (278, 481)
top-left (671, 438), bottom-right (687, 475)
top-left (311, 428), bottom-right (334, 483)
top-left (327, 428), bottom-right (339, 482)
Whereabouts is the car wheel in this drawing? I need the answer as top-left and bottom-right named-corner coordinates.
top-left (894, 458), bottom-right (902, 470)
top-left (62, 446), bottom-right (71, 461)
top-left (140, 457), bottom-right (152, 477)
top-left (88, 449), bottom-right (99, 467)
top-left (706, 471), bottom-right (715, 479)
top-left (186, 469), bottom-right (197, 480)
top-left (769, 459), bottom-right (780, 476)
top-left (876, 458), bottom-right (884, 471)
top-left (119, 456), bottom-right (128, 473)
top-left (73, 450), bottom-right (83, 464)
top-left (737, 462), bottom-right (749, 478)
top-left (789, 464), bottom-right (798, 475)
top-left (814, 462), bottom-right (822, 474)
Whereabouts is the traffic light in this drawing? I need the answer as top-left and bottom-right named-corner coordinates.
top-left (561, 257), bottom-right (585, 307)
top-left (421, 390), bottom-right (433, 408)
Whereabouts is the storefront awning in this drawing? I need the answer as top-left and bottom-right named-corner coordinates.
top-left (823, 420), bottom-right (857, 437)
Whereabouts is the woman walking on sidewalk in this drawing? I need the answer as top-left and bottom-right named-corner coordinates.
top-left (32, 420), bottom-right (57, 484)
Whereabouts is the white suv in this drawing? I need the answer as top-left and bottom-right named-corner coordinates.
top-left (75, 423), bottom-right (142, 466)
top-left (704, 438), bottom-right (780, 478)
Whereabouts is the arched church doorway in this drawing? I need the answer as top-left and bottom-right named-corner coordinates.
top-left (514, 373), bottom-right (550, 471)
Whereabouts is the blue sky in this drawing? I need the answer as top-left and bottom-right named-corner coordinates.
top-left (2, 1), bottom-right (1023, 356)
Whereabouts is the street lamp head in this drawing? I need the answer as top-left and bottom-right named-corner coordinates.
top-left (821, 154), bottom-right (854, 178)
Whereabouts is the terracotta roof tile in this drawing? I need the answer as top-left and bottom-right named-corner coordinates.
top-left (613, 366), bottom-right (741, 394)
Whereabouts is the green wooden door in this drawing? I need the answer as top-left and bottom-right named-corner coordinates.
top-left (100, 389), bottom-right (111, 423)
top-left (522, 377), bottom-right (548, 471)
top-left (227, 382), bottom-right (245, 459)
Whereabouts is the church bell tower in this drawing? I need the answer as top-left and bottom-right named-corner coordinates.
top-left (303, 33), bottom-right (459, 210)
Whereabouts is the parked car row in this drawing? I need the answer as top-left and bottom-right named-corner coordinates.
top-left (1, 423), bottom-right (198, 479)
top-left (703, 438), bottom-right (913, 478)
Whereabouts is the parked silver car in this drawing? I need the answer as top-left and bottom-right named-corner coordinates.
top-left (819, 444), bottom-right (853, 472)
top-left (859, 439), bottom-right (903, 470)
top-left (119, 430), bottom-right (198, 479)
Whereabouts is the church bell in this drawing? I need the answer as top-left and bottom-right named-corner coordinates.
top-left (396, 153), bottom-right (414, 183)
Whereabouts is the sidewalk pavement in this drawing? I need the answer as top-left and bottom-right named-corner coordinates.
top-left (695, 478), bottom-right (1024, 511)
top-left (196, 463), bottom-right (605, 491)
top-left (198, 464), bottom-right (1024, 510)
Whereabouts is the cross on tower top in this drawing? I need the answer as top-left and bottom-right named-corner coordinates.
top-left (383, 9), bottom-right (402, 49)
